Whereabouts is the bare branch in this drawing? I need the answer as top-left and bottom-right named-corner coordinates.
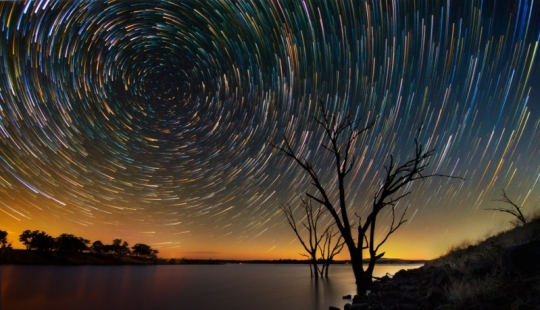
top-left (273, 102), bottom-right (461, 286)
top-left (374, 205), bottom-right (408, 254)
top-left (485, 189), bottom-right (527, 226)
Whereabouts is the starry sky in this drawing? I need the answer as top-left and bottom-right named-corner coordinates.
top-left (1, 0), bottom-right (540, 260)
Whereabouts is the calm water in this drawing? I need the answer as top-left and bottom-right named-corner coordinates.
top-left (0, 264), bottom-right (421, 310)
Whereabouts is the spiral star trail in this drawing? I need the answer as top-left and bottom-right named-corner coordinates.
top-left (0, 0), bottom-right (539, 260)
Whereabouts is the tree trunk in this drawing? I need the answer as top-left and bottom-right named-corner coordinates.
top-left (311, 259), bottom-right (319, 278)
top-left (365, 258), bottom-right (376, 282)
top-left (347, 244), bottom-right (373, 291)
top-left (324, 260), bottom-right (330, 277)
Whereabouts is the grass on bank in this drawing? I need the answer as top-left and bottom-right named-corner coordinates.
top-left (426, 215), bottom-right (540, 309)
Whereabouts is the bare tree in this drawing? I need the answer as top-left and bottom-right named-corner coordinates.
top-left (486, 189), bottom-right (527, 226)
top-left (318, 227), bottom-right (345, 278)
top-left (281, 196), bottom-right (345, 278)
top-left (272, 101), bottom-right (457, 288)
top-left (281, 197), bottom-right (325, 278)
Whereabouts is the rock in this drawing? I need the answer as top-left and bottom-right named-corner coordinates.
top-left (430, 264), bottom-right (460, 288)
top-left (392, 269), bottom-right (414, 281)
top-left (343, 303), bottom-right (369, 310)
top-left (463, 296), bottom-right (512, 310)
top-left (465, 259), bottom-right (493, 277)
top-left (379, 291), bottom-right (418, 310)
top-left (349, 303), bottom-right (370, 310)
top-left (352, 294), bottom-right (363, 304)
top-left (379, 274), bottom-right (391, 282)
top-left (425, 286), bottom-right (446, 303)
top-left (417, 286), bottom-right (447, 309)
top-left (398, 284), bottom-right (417, 294)
top-left (501, 240), bottom-right (540, 277)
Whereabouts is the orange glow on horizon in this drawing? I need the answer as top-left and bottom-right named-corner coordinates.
top-left (1, 206), bottom-right (518, 262)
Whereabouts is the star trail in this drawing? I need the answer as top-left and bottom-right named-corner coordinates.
top-left (1, 0), bottom-right (540, 260)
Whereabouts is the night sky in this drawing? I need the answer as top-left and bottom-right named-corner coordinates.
top-left (1, 0), bottom-right (540, 260)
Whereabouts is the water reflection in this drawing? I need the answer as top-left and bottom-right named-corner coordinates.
top-left (1, 266), bottom-right (161, 310)
top-left (310, 276), bottom-right (344, 310)
top-left (0, 264), bottom-right (421, 310)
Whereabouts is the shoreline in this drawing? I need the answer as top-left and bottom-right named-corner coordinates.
top-left (0, 249), bottom-right (427, 266)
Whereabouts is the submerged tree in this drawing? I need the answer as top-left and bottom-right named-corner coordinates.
top-left (272, 102), bottom-right (457, 288)
top-left (281, 197), bottom-right (344, 278)
top-left (318, 227), bottom-right (344, 278)
top-left (281, 198), bottom-right (322, 277)
top-left (486, 189), bottom-right (527, 227)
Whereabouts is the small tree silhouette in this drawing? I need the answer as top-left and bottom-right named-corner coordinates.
top-left (0, 229), bottom-right (12, 261)
top-left (19, 230), bottom-right (54, 251)
top-left (132, 243), bottom-right (159, 258)
top-left (31, 231), bottom-right (55, 252)
top-left (55, 234), bottom-right (90, 253)
top-left (111, 239), bottom-right (130, 256)
top-left (0, 230), bottom-right (8, 248)
top-left (91, 240), bottom-right (105, 253)
top-left (19, 230), bottom-right (37, 250)
top-left (281, 196), bottom-right (344, 278)
top-left (486, 189), bottom-right (526, 226)
top-left (281, 197), bottom-right (325, 278)
top-left (318, 227), bottom-right (344, 278)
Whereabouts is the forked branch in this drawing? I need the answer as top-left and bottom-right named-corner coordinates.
top-left (485, 189), bottom-right (526, 226)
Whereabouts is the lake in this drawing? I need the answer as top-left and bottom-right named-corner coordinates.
top-left (0, 264), bottom-right (422, 310)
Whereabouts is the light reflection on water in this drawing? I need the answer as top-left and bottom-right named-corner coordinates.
top-left (0, 264), bottom-right (422, 310)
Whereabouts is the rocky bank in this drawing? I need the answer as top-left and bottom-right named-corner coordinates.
top-left (336, 217), bottom-right (540, 310)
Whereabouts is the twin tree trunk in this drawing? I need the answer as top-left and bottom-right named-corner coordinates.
top-left (273, 101), bottom-right (457, 289)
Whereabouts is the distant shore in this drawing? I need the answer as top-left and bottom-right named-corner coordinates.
top-left (0, 249), bottom-right (162, 265)
top-left (0, 249), bottom-right (426, 266)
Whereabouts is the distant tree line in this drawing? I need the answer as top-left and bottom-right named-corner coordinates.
top-left (0, 229), bottom-right (158, 259)
top-left (0, 229), bottom-right (12, 261)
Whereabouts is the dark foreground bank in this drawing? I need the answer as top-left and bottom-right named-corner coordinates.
top-left (336, 217), bottom-right (540, 310)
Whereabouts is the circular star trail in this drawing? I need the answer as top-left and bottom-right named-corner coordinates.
top-left (0, 0), bottom-right (540, 259)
